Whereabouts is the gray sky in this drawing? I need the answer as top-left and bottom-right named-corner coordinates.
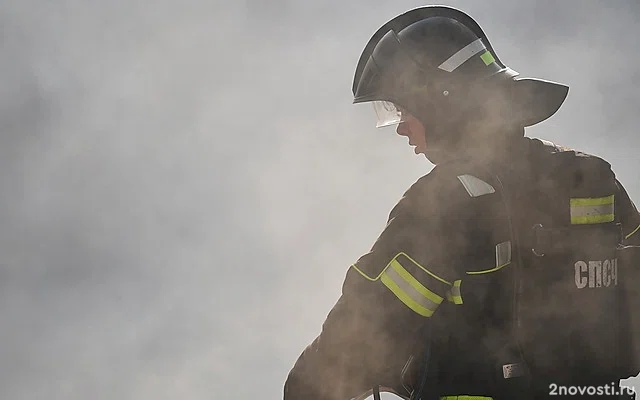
top-left (0, 1), bottom-right (639, 399)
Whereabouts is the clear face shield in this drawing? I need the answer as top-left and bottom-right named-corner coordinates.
top-left (372, 100), bottom-right (406, 128)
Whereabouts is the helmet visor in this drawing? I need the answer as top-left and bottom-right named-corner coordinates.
top-left (372, 100), bottom-right (405, 128)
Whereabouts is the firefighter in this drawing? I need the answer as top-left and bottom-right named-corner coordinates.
top-left (284, 6), bottom-right (640, 400)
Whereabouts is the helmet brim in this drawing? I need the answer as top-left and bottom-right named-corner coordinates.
top-left (510, 78), bottom-right (569, 127)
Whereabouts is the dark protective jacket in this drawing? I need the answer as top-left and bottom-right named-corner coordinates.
top-left (284, 137), bottom-right (640, 400)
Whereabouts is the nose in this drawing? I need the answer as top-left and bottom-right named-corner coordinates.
top-left (396, 121), bottom-right (408, 136)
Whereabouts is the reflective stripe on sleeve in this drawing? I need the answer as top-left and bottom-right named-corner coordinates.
top-left (351, 253), bottom-right (453, 317)
top-left (570, 195), bottom-right (614, 224)
top-left (381, 262), bottom-right (443, 317)
top-left (449, 280), bottom-right (463, 305)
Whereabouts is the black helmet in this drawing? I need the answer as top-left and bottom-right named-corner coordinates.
top-left (352, 6), bottom-right (569, 159)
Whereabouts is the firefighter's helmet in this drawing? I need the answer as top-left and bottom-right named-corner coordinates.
top-left (352, 6), bottom-right (569, 156)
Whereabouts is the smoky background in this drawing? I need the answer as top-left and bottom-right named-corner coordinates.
top-left (0, 1), bottom-right (638, 399)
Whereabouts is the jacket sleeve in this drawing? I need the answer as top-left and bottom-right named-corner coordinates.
top-left (616, 179), bottom-right (640, 246)
top-left (284, 175), bottom-right (468, 400)
top-left (616, 179), bottom-right (640, 376)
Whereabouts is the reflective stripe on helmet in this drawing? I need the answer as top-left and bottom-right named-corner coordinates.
top-left (570, 195), bottom-right (615, 225)
top-left (438, 38), bottom-right (486, 72)
top-left (480, 50), bottom-right (496, 66)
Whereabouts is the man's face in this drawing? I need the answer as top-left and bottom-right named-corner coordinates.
top-left (395, 108), bottom-right (427, 155)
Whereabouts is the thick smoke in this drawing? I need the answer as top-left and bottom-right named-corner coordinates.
top-left (0, 1), bottom-right (638, 399)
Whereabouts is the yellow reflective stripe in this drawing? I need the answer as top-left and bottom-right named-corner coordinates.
top-left (381, 261), bottom-right (444, 317)
top-left (350, 263), bottom-right (383, 282)
top-left (480, 50), bottom-right (495, 66)
top-left (570, 195), bottom-right (615, 225)
top-left (352, 253), bottom-right (453, 317)
top-left (397, 252), bottom-right (452, 286)
top-left (389, 260), bottom-right (444, 305)
top-left (459, 397), bottom-right (492, 400)
top-left (449, 280), bottom-right (463, 304)
top-left (625, 223), bottom-right (640, 240)
top-left (466, 242), bottom-right (511, 275)
top-left (351, 252), bottom-right (452, 286)
top-left (570, 195), bottom-right (614, 206)
top-left (571, 214), bottom-right (615, 225)
top-left (381, 273), bottom-right (435, 317)
top-left (466, 263), bottom-right (510, 275)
